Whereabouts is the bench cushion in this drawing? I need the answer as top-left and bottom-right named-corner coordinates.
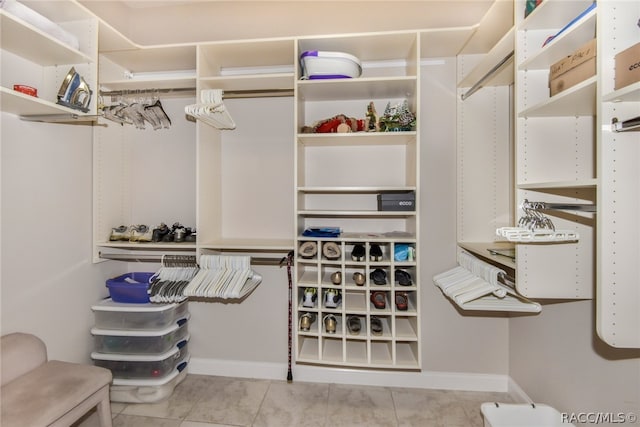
top-left (1, 360), bottom-right (112, 427)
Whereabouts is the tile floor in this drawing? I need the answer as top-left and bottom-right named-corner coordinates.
top-left (75, 374), bottom-right (513, 427)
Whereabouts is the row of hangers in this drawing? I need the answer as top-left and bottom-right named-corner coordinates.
top-left (100, 90), bottom-right (172, 130)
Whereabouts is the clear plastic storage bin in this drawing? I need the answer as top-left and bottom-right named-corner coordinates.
top-left (91, 339), bottom-right (189, 379)
top-left (92, 299), bottom-right (188, 330)
top-left (91, 315), bottom-right (189, 354)
top-left (110, 357), bottom-right (189, 403)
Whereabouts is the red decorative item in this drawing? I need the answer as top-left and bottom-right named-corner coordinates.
top-left (13, 85), bottom-right (38, 97)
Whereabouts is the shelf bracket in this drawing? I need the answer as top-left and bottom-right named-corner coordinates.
top-left (19, 114), bottom-right (99, 123)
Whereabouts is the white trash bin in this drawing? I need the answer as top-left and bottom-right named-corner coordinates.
top-left (481, 402), bottom-right (575, 427)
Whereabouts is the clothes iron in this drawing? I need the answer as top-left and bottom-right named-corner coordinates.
top-left (57, 67), bottom-right (92, 112)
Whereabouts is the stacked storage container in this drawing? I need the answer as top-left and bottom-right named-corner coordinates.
top-left (90, 298), bottom-right (190, 403)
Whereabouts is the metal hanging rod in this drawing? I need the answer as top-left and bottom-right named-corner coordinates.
top-left (99, 88), bottom-right (294, 99)
top-left (99, 252), bottom-right (287, 265)
top-left (523, 200), bottom-right (597, 213)
top-left (460, 51), bottom-right (514, 101)
top-left (612, 116), bottom-right (640, 133)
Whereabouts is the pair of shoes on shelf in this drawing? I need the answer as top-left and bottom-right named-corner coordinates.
top-left (299, 313), bottom-right (317, 331)
top-left (351, 244), bottom-right (383, 261)
top-left (165, 222), bottom-right (195, 243)
top-left (395, 269), bottom-right (412, 286)
top-left (325, 289), bottom-right (341, 308)
top-left (323, 242), bottom-right (341, 260)
top-left (110, 225), bottom-right (153, 242)
top-left (299, 241), bottom-right (317, 258)
top-left (370, 268), bottom-right (387, 285)
top-left (371, 291), bottom-right (386, 309)
top-left (302, 288), bottom-right (317, 308)
top-left (371, 316), bottom-right (383, 335)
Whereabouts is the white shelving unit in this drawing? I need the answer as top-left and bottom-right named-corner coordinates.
top-left (0, 1), bottom-right (98, 119)
top-left (513, 0), bottom-right (596, 299)
top-left (596, 0), bottom-right (640, 348)
top-left (293, 31), bottom-right (421, 369)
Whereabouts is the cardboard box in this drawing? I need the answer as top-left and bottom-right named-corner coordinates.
top-left (615, 42), bottom-right (640, 90)
top-left (549, 38), bottom-right (596, 96)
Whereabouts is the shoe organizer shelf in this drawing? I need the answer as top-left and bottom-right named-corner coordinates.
top-left (597, 0), bottom-right (640, 348)
top-left (0, 0), bottom-right (98, 119)
top-left (294, 31), bottom-right (421, 370)
top-left (512, 0), bottom-right (596, 299)
top-left (296, 239), bottom-right (419, 368)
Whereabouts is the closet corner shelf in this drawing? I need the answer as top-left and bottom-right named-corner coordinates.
top-left (517, 0), bottom-right (595, 32)
top-left (518, 77), bottom-right (596, 118)
top-left (457, 241), bottom-right (516, 270)
top-left (199, 74), bottom-right (294, 92)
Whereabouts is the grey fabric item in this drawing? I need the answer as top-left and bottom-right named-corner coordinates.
top-left (1, 333), bottom-right (113, 427)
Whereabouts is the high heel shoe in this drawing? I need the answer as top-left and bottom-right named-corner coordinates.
top-left (323, 241), bottom-right (341, 260)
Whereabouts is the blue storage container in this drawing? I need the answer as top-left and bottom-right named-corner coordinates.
top-left (106, 272), bottom-right (154, 303)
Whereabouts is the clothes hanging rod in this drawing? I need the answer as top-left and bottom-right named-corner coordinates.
top-left (524, 200), bottom-right (597, 213)
top-left (99, 88), bottom-right (294, 99)
top-left (460, 50), bottom-right (514, 101)
top-left (99, 252), bottom-right (286, 265)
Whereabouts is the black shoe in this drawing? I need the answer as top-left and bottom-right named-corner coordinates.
top-left (351, 244), bottom-right (365, 261)
top-left (370, 244), bottom-right (383, 261)
top-left (395, 269), bottom-right (413, 286)
top-left (370, 268), bottom-right (387, 285)
top-left (152, 223), bottom-right (170, 242)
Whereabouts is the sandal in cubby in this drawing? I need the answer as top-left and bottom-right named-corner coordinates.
top-left (395, 291), bottom-right (408, 311)
top-left (394, 269), bottom-right (413, 286)
top-left (370, 268), bottom-right (387, 285)
top-left (299, 241), bottom-right (317, 258)
top-left (371, 316), bottom-right (383, 335)
top-left (370, 291), bottom-right (386, 309)
top-left (322, 242), bottom-right (341, 260)
top-left (347, 316), bottom-right (361, 335)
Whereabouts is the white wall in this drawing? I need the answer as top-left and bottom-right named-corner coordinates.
top-left (510, 300), bottom-right (640, 424)
top-left (0, 112), bottom-right (122, 362)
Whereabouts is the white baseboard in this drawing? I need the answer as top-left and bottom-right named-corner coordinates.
top-left (189, 357), bottom-right (510, 392)
top-left (507, 376), bottom-right (533, 403)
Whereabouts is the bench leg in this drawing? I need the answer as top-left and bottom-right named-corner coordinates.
top-left (96, 386), bottom-right (113, 427)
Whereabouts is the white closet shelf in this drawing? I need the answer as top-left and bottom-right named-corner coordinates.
top-left (603, 82), bottom-right (640, 103)
top-left (299, 233), bottom-right (416, 243)
top-left (297, 132), bottom-right (416, 146)
top-left (518, 76), bottom-right (596, 117)
top-left (100, 45), bottom-right (197, 75)
top-left (517, 179), bottom-right (597, 190)
top-left (517, 0), bottom-right (594, 31)
top-left (0, 87), bottom-right (94, 118)
top-left (99, 77), bottom-right (196, 93)
top-left (297, 77), bottom-right (417, 101)
top-left (97, 242), bottom-right (198, 250)
top-left (298, 186), bottom-right (416, 193)
top-left (298, 209), bottom-right (415, 217)
top-left (0, 11), bottom-right (93, 65)
top-left (518, 7), bottom-right (596, 71)
top-left (199, 74), bottom-right (294, 92)
top-left (457, 241), bottom-right (516, 270)
top-left (458, 27), bottom-right (514, 89)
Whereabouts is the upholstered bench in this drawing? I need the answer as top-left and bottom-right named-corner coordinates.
top-left (1, 332), bottom-right (113, 427)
